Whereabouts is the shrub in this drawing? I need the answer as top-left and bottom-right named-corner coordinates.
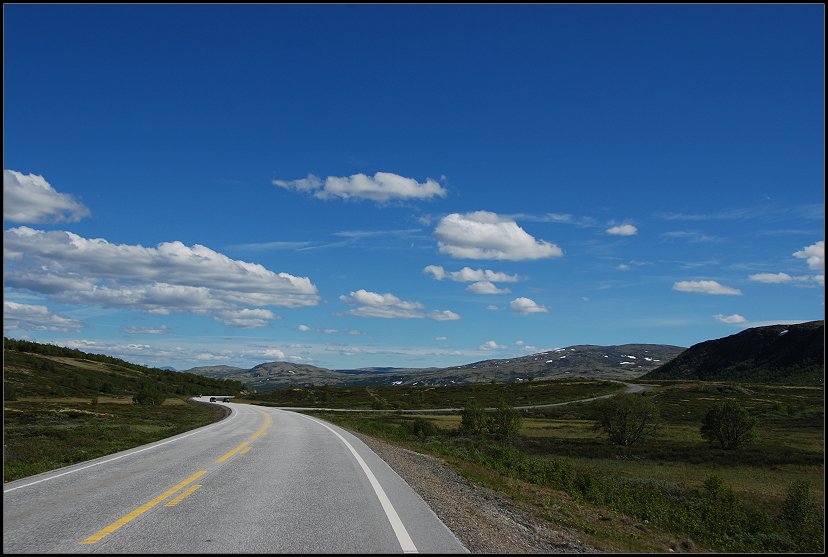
top-left (459, 397), bottom-right (487, 435)
top-left (590, 392), bottom-right (662, 446)
top-left (699, 400), bottom-right (759, 450)
top-left (132, 387), bottom-right (165, 405)
top-left (487, 398), bottom-right (523, 436)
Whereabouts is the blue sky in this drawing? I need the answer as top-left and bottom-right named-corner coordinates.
top-left (4, 4), bottom-right (824, 372)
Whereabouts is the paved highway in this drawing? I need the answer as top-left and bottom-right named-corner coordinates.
top-left (3, 399), bottom-right (467, 553)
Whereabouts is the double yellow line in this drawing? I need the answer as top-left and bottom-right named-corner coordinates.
top-left (79, 471), bottom-right (206, 544)
top-left (80, 411), bottom-right (273, 545)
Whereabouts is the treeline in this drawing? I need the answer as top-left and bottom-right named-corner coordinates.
top-left (3, 337), bottom-right (247, 400)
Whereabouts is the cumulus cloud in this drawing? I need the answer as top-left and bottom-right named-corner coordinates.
top-left (428, 309), bottom-right (462, 321)
top-left (479, 340), bottom-right (507, 350)
top-left (273, 172), bottom-right (447, 203)
top-left (793, 240), bottom-right (824, 270)
top-left (714, 313), bottom-right (748, 323)
top-left (338, 289), bottom-right (427, 319)
top-left (3, 227), bottom-right (320, 328)
top-left (433, 211), bottom-right (563, 261)
top-left (672, 280), bottom-right (743, 295)
top-left (423, 265), bottom-right (519, 283)
top-left (4, 170), bottom-right (92, 224)
top-left (3, 300), bottom-right (90, 333)
top-left (466, 281), bottom-right (512, 294)
top-left (606, 224), bottom-right (638, 236)
top-left (509, 297), bottom-right (549, 315)
top-left (749, 273), bottom-right (794, 283)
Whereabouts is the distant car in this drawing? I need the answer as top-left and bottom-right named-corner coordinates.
top-left (223, 398), bottom-right (230, 403)
top-left (196, 393), bottom-right (202, 398)
top-left (209, 397), bottom-right (216, 402)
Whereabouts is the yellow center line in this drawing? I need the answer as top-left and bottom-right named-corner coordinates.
top-left (164, 485), bottom-right (202, 507)
top-left (215, 442), bottom-right (250, 462)
top-left (79, 471), bottom-right (206, 544)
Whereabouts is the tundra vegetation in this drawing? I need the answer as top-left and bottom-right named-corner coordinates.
top-left (3, 338), bottom-right (823, 553)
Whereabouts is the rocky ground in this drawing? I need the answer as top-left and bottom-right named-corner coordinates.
top-left (351, 430), bottom-right (599, 553)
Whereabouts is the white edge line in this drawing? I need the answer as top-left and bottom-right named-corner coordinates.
top-left (296, 413), bottom-right (418, 553)
top-left (4, 406), bottom-right (237, 493)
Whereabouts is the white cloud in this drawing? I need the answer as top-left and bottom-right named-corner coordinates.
top-left (479, 340), bottom-right (507, 350)
top-left (793, 240), bottom-right (824, 270)
top-left (3, 300), bottom-right (90, 333)
top-left (423, 265), bottom-right (519, 283)
top-left (672, 280), bottom-right (742, 295)
top-left (433, 211), bottom-right (563, 260)
top-left (749, 272), bottom-right (794, 283)
top-left (428, 310), bottom-right (462, 321)
top-left (509, 297), bottom-right (549, 315)
top-left (337, 289), bottom-right (459, 320)
top-left (4, 170), bottom-right (92, 224)
top-left (433, 336), bottom-right (448, 341)
top-left (215, 308), bottom-right (279, 329)
top-left (338, 289), bottom-right (427, 319)
top-left (121, 325), bottom-right (172, 335)
top-left (466, 281), bottom-right (512, 294)
top-left (714, 313), bottom-right (748, 323)
top-left (273, 172), bottom-right (447, 203)
top-left (606, 224), bottom-right (638, 236)
top-left (3, 227), bottom-right (320, 328)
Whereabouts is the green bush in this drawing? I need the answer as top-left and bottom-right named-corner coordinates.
top-left (459, 397), bottom-right (487, 435)
top-left (590, 392), bottom-right (662, 446)
top-left (487, 398), bottom-right (523, 436)
top-left (132, 387), bottom-right (165, 405)
top-left (699, 400), bottom-right (759, 450)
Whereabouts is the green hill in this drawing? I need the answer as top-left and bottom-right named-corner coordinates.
top-left (640, 321), bottom-right (824, 385)
top-left (3, 337), bottom-right (251, 400)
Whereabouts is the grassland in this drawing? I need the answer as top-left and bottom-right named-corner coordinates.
top-left (292, 379), bottom-right (823, 553)
top-left (3, 397), bottom-right (228, 482)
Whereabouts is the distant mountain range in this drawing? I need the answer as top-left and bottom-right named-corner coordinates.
top-left (181, 343), bottom-right (687, 391)
top-left (641, 320), bottom-right (824, 385)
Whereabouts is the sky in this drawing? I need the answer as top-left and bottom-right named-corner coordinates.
top-left (3, 4), bottom-right (824, 372)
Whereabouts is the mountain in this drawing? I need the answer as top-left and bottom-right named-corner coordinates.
top-left (180, 365), bottom-right (247, 379)
top-left (179, 343), bottom-right (686, 390)
top-left (640, 320), bottom-right (824, 385)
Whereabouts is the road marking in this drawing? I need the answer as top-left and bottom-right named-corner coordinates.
top-left (240, 446), bottom-right (252, 454)
top-left (79, 471), bottom-right (206, 544)
top-left (164, 484), bottom-right (202, 506)
top-left (297, 414), bottom-right (418, 553)
top-left (215, 442), bottom-right (250, 462)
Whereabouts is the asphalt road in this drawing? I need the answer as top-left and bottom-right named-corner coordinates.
top-left (3, 399), bottom-right (467, 553)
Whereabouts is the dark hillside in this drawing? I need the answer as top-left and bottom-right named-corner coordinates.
top-left (640, 321), bottom-right (824, 384)
top-left (3, 337), bottom-right (250, 400)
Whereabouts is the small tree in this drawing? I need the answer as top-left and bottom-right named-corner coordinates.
top-left (487, 398), bottom-right (523, 436)
top-left (459, 397), bottom-right (487, 435)
top-left (699, 399), bottom-right (758, 450)
top-left (591, 392), bottom-right (662, 446)
top-left (133, 386), bottom-right (165, 406)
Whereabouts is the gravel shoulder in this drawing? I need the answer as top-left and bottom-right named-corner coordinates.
top-left (350, 430), bottom-right (599, 553)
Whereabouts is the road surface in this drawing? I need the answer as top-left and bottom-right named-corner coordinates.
top-left (3, 400), bottom-right (467, 553)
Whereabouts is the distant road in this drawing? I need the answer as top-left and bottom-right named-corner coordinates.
top-left (3, 400), bottom-right (467, 553)
top-left (271, 381), bottom-right (651, 413)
